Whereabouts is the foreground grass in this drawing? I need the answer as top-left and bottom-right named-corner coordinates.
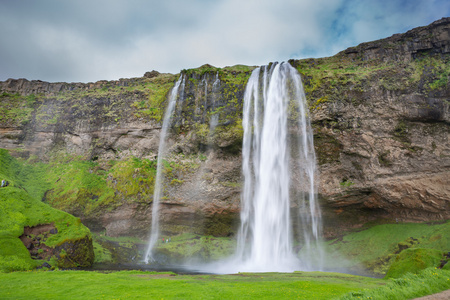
top-left (340, 268), bottom-right (450, 300)
top-left (1, 268), bottom-right (449, 299)
top-left (0, 270), bottom-right (384, 299)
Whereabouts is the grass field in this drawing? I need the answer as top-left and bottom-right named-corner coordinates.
top-left (0, 268), bottom-right (449, 299)
top-left (0, 270), bottom-right (384, 299)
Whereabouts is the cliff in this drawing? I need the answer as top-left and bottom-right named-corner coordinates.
top-left (294, 17), bottom-right (450, 235)
top-left (0, 18), bottom-right (449, 239)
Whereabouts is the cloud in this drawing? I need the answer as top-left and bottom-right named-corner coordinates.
top-left (0, 0), bottom-right (449, 82)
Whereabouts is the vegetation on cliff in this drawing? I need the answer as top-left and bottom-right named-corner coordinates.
top-left (0, 92), bottom-right (39, 126)
top-left (41, 152), bottom-right (210, 223)
top-left (43, 154), bottom-right (157, 217)
top-left (293, 52), bottom-right (450, 114)
top-left (0, 149), bottom-right (94, 272)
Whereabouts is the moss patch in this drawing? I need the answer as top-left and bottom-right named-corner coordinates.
top-left (292, 50), bottom-right (450, 110)
top-left (43, 154), bottom-right (157, 219)
top-left (385, 248), bottom-right (444, 278)
top-left (0, 92), bottom-right (38, 126)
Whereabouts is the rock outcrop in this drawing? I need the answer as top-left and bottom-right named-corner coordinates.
top-left (342, 17), bottom-right (450, 62)
top-left (1, 18), bottom-right (449, 239)
top-left (20, 224), bottom-right (94, 268)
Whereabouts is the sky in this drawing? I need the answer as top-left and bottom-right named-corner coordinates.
top-left (0, 0), bottom-right (449, 83)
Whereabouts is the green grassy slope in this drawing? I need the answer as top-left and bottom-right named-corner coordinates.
top-left (385, 248), bottom-right (445, 278)
top-left (316, 222), bottom-right (450, 276)
top-left (0, 149), bottom-right (92, 272)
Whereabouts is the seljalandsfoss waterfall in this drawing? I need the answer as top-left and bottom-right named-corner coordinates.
top-left (144, 62), bottom-right (323, 272)
top-left (232, 62), bottom-right (323, 272)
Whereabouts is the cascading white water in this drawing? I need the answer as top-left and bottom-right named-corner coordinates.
top-left (209, 72), bottom-right (220, 130)
top-left (231, 62), bottom-right (322, 272)
top-left (144, 75), bottom-right (184, 263)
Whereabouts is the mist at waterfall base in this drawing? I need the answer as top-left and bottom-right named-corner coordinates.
top-left (143, 62), bottom-right (327, 274)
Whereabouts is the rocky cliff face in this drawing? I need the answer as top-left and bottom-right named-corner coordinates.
top-left (298, 18), bottom-right (450, 235)
top-left (1, 18), bottom-right (449, 239)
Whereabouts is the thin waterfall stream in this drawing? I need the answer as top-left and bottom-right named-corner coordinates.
top-left (144, 75), bottom-right (184, 263)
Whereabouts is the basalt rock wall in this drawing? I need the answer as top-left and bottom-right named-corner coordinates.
top-left (1, 18), bottom-right (449, 239)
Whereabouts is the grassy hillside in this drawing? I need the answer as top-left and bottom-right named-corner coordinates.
top-left (0, 149), bottom-right (93, 272)
top-left (312, 221), bottom-right (450, 276)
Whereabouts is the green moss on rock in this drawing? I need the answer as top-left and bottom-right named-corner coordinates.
top-left (55, 236), bottom-right (94, 268)
top-left (385, 248), bottom-right (444, 278)
top-left (43, 154), bottom-right (157, 219)
top-left (0, 92), bottom-right (38, 127)
top-left (319, 221), bottom-right (450, 276)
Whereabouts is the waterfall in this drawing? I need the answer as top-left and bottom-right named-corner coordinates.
top-left (209, 72), bottom-right (220, 131)
top-left (144, 75), bottom-right (184, 263)
top-left (232, 62), bottom-right (322, 272)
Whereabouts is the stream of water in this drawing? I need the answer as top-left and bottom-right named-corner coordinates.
top-left (144, 75), bottom-right (184, 263)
